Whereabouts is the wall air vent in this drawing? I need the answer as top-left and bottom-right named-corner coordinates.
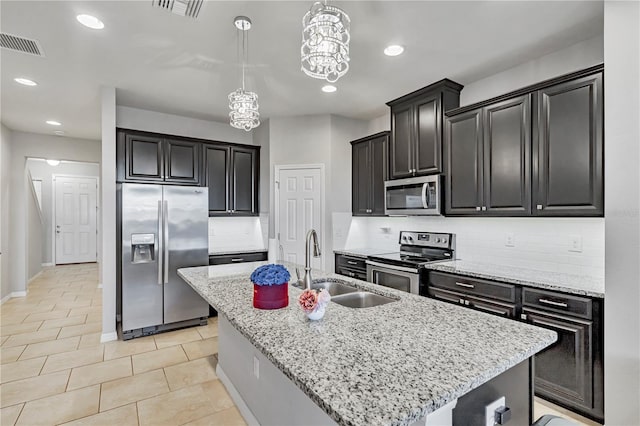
top-left (0, 33), bottom-right (45, 57)
top-left (152, 0), bottom-right (204, 19)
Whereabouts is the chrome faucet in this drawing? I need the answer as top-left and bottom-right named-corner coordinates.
top-left (301, 229), bottom-right (321, 290)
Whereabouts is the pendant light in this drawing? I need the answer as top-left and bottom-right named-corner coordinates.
top-left (229, 16), bottom-right (260, 131)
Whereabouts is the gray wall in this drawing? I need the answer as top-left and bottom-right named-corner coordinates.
top-left (603, 2), bottom-right (640, 424)
top-left (26, 159), bottom-right (100, 264)
top-left (7, 131), bottom-right (100, 295)
top-left (1, 124), bottom-right (12, 300)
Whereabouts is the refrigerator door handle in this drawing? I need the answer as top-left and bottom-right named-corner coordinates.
top-left (157, 200), bottom-right (163, 285)
top-left (164, 200), bottom-right (169, 284)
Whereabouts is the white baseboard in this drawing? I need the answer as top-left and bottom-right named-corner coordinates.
top-left (0, 293), bottom-right (11, 305)
top-left (216, 364), bottom-right (260, 426)
top-left (41, 262), bottom-right (54, 267)
top-left (1, 291), bottom-right (27, 305)
top-left (100, 331), bottom-right (118, 343)
top-left (28, 270), bottom-right (43, 284)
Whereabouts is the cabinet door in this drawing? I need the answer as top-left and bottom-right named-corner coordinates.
top-left (231, 147), bottom-right (258, 215)
top-left (534, 73), bottom-right (603, 216)
top-left (444, 109), bottom-right (483, 214)
top-left (414, 95), bottom-right (442, 175)
top-left (351, 141), bottom-right (371, 215)
top-left (204, 145), bottom-right (230, 215)
top-left (524, 308), bottom-right (593, 411)
top-left (390, 103), bottom-right (414, 179)
top-left (483, 95), bottom-right (531, 215)
top-left (164, 139), bottom-right (200, 185)
top-left (370, 135), bottom-right (389, 215)
top-left (124, 133), bottom-right (164, 182)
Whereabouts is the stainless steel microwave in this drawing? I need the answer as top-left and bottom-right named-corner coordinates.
top-left (384, 175), bottom-right (441, 215)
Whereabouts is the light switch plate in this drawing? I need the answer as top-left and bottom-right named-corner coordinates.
top-left (505, 233), bottom-right (515, 247)
top-left (569, 235), bottom-right (583, 252)
top-left (485, 396), bottom-right (506, 426)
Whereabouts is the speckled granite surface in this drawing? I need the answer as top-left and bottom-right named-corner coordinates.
top-left (208, 248), bottom-right (267, 256)
top-left (178, 261), bottom-right (556, 426)
top-left (333, 248), bottom-right (397, 258)
top-left (424, 260), bottom-right (605, 298)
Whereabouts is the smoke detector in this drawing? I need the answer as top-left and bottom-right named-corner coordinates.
top-left (0, 33), bottom-right (45, 57)
top-left (152, 0), bottom-right (204, 19)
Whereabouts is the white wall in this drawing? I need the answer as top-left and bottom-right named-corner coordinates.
top-left (26, 173), bottom-right (43, 281)
top-left (26, 159), bottom-right (100, 264)
top-left (1, 124), bottom-right (12, 301)
top-left (7, 131), bottom-right (100, 296)
top-left (603, 2), bottom-right (640, 424)
top-left (116, 106), bottom-right (254, 145)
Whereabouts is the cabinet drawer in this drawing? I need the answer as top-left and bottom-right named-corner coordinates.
top-left (209, 252), bottom-right (267, 265)
top-left (336, 267), bottom-right (367, 281)
top-left (522, 288), bottom-right (592, 320)
top-left (428, 272), bottom-right (516, 303)
top-left (428, 287), bottom-right (516, 318)
top-left (336, 255), bottom-right (366, 272)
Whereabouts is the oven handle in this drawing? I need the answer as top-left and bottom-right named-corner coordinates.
top-left (366, 260), bottom-right (419, 274)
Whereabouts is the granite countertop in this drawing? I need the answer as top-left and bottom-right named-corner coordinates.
top-left (178, 261), bottom-right (556, 426)
top-left (208, 248), bottom-right (267, 256)
top-left (333, 248), bottom-right (398, 258)
top-left (424, 260), bottom-right (605, 298)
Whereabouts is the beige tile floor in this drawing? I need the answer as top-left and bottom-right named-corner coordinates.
top-left (1, 264), bottom-right (602, 426)
top-left (0, 264), bottom-right (246, 426)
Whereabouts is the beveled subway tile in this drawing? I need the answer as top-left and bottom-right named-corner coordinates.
top-left (132, 345), bottom-right (188, 375)
top-left (19, 336), bottom-right (80, 360)
top-left (100, 369), bottom-right (169, 411)
top-left (16, 384), bottom-right (100, 425)
top-left (67, 357), bottom-right (132, 391)
top-left (0, 356), bottom-right (46, 384)
top-left (40, 315), bottom-right (87, 330)
top-left (0, 346), bottom-right (26, 364)
top-left (22, 310), bottom-right (70, 323)
top-left (0, 322), bottom-right (43, 337)
top-left (0, 370), bottom-right (70, 408)
top-left (104, 337), bottom-right (156, 360)
top-left (137, 380), bottom-right (233, 426)
top-left (60, 403), bottom-right (138, 426)
top-left (58, 322), bottom-right (102, 339)
top-left (182, 337), bottom-right (218, 360)
top-left (41, 345), bottom-right (104, 374)
top-left (163, 355), bottom-right (217, 391)
top-left (2, 328), bottom-right (60, 348)
top-left (0, 403), bottom-right (24, 426)
top-left (154, 328), bottom-right (202, 349)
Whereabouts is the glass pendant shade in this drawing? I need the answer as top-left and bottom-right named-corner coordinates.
top-left (229, 16), bottom-right (260, 131)
top-left (301, 1), bottom-right (350, 83)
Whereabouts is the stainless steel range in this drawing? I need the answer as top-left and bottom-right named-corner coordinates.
top-left (366, 231), bottom-right (455, 294)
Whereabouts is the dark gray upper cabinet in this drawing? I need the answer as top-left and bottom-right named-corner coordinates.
top-left (204, 144), bottom-right (259, 217)
top-left (351, 132), bottom-right (389, 216)
top-left (121, 132), bottom-right (164, 182)
top-left (444, 65), bottom-right (603, 218)
top-left (164, 138), bottom-right (200, 184)
top-left (387, 79), bottom-right (463, 179)
top-left (533, 73), bottom-right (603, 216)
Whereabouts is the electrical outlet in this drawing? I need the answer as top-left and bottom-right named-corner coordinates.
top-left (485, 396), bottom-right (506, 426)
top-left (253, 355), bottom-right (259, 379)
top-left (505, 233), bottom-right (515, 247)
top-left (569, 235), bottom-right (583, 252)
top-left (380, 227), bottom-right (392, 234)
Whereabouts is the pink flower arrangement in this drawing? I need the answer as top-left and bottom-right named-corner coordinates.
top-left (298, 288), bottom-right (331, 314)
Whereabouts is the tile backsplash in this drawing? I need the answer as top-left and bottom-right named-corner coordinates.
top-left (208, 217), bottom-right (266, 253)
top-left (342, 216), bottom-right (605, 278)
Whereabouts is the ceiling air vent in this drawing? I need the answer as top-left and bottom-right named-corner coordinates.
top-left (153, 0), bottom-right (204, 19)
top-left (0, 33), bottom-right (45, 57)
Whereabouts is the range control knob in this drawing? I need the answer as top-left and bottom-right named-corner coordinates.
top-left (435, 238), bottom-right (441, 243)
top-left (407, 236), bottom-right (414, 242)
top-left (402, 236), bottom-right (407, 242)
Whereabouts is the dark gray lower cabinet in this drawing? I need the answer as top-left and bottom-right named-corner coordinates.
top-left (351, 132), bottom-right (389, 216)
top-left (334, 254), bottom-right (367, 281)
top-left (209, 251), bottom-right (267, 265)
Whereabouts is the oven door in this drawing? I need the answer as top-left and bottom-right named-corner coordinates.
top-left (366, 261), bottom-right (420, 294)
top-left (384, 176), bottom-right (440, 215)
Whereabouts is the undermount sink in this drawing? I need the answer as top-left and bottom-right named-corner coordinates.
top-left (331, 291), bottom-right (397, 308)
top-left (292, 279), bottom-right (358, 296)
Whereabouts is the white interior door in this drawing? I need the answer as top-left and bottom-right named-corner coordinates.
top-left (55, 176), bottom-right (97, 264)
top-left (277, 166), bottom-right (323, 270)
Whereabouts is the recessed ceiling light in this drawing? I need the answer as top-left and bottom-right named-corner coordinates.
top-left (76, 14), bottom-right (104, 30)
top-left (384, 45), bottom-right (404, 56)
top-left (46, 159), bottom-right (61, 166)
top-left (14, 77), bottom-right (37, 86)
top-left (322, 85), bottom-right (337, 93)
top-left (46, 120), bottom-right (62, 126)
top-left (54, 130), bottom-right (65, 136)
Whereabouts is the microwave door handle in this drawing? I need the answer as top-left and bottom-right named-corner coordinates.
top-left (422, 183), bottom-right (429, 209)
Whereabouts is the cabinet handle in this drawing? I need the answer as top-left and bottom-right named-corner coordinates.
top-left (538, 298), bottom-right (568, 308)
top-left (227, 210), bottom-right (231, 213)
top-left (347, 261), bottom-right (358, 265)
top-left (481, 206), bottom-right (487, 211)
top-left (536, 204), bottom-right (543, 210)
top-left (455, 282), bottom-right (475, 289)
top-left (459, 298), bottom-right (465, 304)
top-left (520, 313), bottom-right (528, 321)
top-left (231, 258), bottom-right (245, 262)
top-left (476, 207), bottom-right (481, 211)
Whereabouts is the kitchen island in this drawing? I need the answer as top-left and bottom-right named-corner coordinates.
top-left (178, 262), bottom-right (556, 426)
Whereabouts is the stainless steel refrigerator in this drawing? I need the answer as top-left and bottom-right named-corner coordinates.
top-left (120, 183), bottom-right (209, 340)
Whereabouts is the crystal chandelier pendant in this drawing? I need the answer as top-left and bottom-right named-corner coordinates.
top-left (229, 16), bottom-right (260, 131)
top-left (301, 1), bottom-right (351, 83)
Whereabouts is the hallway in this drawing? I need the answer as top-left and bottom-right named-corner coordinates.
top-left (0, 264), bottom-right (245, 425)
